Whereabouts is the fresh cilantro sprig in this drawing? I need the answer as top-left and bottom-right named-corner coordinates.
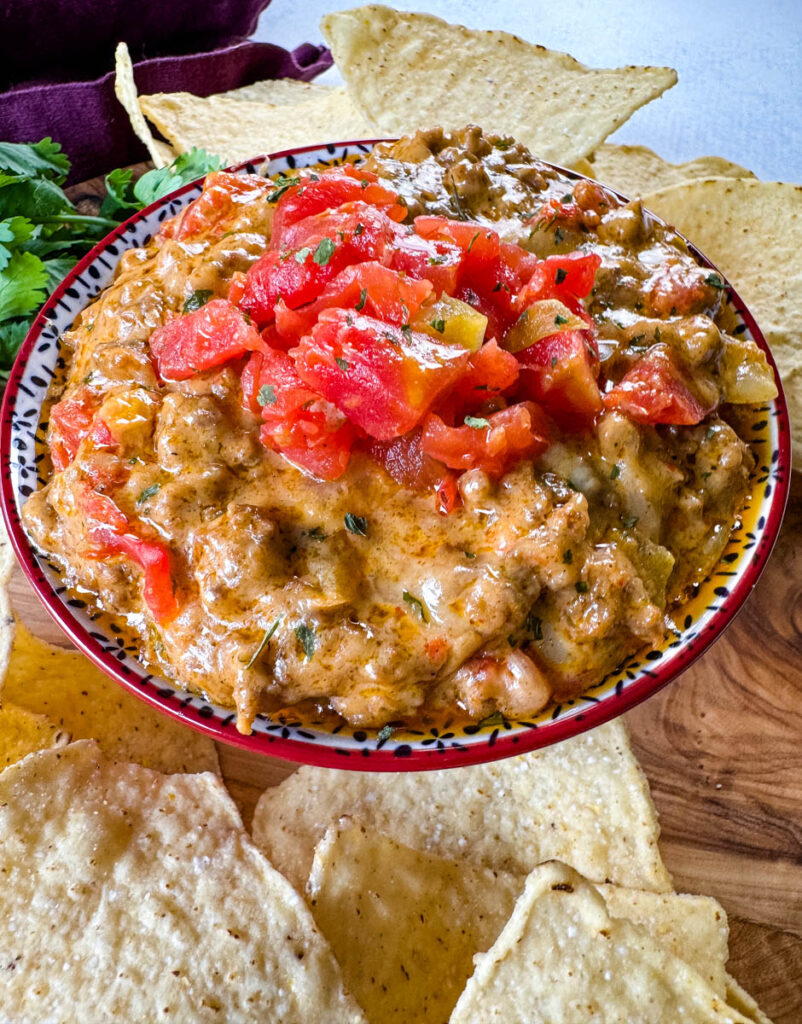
top-left (0, 139), bottom-right (222, 388)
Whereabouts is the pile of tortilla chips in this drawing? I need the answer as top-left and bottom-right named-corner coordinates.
top-left (116, 4), bottom-right (800, 469)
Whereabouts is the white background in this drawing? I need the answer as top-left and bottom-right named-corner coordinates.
top-left (254, 0), bottom-right (801, 183)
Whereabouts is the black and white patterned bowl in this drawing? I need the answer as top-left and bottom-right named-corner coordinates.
top-left (0, 141), bottom-right (792, 770)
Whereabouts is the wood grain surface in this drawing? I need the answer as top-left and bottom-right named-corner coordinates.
top-left (9, 471), bottom-right (801, 1021)
top-left (8, 170), bottom-right (798, 1021)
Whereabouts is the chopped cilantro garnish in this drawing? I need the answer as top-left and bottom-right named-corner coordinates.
top-left (575, 580), bottom-right (589, 594)
top-left (464, 415), bottom-right (490, 429)
top-left (136, 483), bottom-right (161, 504)
top-left (344, 513), bottom-right (368, 536)
top-left (430, 318), bottom-right (446, 333)
top-left (560, 194), bottom-right (574, 204)
top-left (554, 314), bottom-right (569, 325)
top-left (182, 289), bottom-right (213, 314)
top-left (335, 357), bottom-right (349, 372)
top-left (463, 550), bottom-right (476, 559)
top-left (313, 237), bottom-right (336, 265)
top-left (377, 724), bottom-right (395, 743)
top-left (554, 227), bottom-right (564, 244)
top-left (621, 514), bottom-right (639, 529)
top-left (466, 231), bottom-right (481, 253)
top-left (267, 175), bottom-right (300, 202)
top-left (306, 526), bottom-right (326, 540)
top-left (492, 281), bottom-right (502, 292)
top-left (402, 590), bottom-right (429, 622)
top-left (354, 223), bottom-right (365, 236)
top-left (245, 617), bottom-right (280, 669)
top-left (609, 463), bottom-right (621, 479)
top-left (427, 254), bottom-right (448, 265)
top-left (555, 267), bottom-right (568, 285)
top-left (524, 611), bottom-right (543, 641)
top-left (705, 273), bottom-right (725, 290)
top-left (258, 384), bottom-right (277, 406)
top-left (563, 549), bottom-right (573, 564)
top-left (551, 356), bottom-right (558, 368)
top-left (355, 287), bottom-right (367, 312)
top-left (295, 623), bottom-right (316, 660)
top-left (477, 710), bottom-right (505, 729)
top-left (294, 246), bottom-right (311, 264)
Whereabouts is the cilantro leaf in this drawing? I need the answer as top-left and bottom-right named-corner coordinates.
top-left (99, 167), bottom-right (139, 219)
top-left (133, 149), bottom-right (223, 206)
top-left (402, 590), bottom-right (429, 622)
top-left (344, 513), bottom-right (368, 536)
top-left (182, 289), bottom-right (213, 314)
top-left (464, 415), bottom-right (490, 429)
top-left (0, 320), bottom-right (29, 382)
top-left (42, 257), bottom-right (77, 289)
top-left (295, 623), bottom-right (316, 660)
top-left (313, 237), bottom-right (336, 266)
top-left (0, 139), bottom-right (70, 183)
top-left (0, 217), bottom-right (35, 271)
top-left (0, 252), bottom-right (48, 321)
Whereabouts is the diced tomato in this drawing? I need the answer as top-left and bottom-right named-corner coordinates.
top-left (274, 262), bottom-right (433, 344)
top-left (50, 387), bottom-right (100, 471)
top-left (515, 252), bottom-right (601, 314)
top-left (603, 346), bottom-right (714, 425)
top-left (366, 428), bottom-right (443, 491)
top-left (244, 347), bottom-right (355, 479)
top-left (516, 330), bottom-right (603, 430)
top-left (149, 299), bottom-right (265, 382)
top-left (170, 172), bottom-right (274, 242)
top-left (526, 196), bottom-right (585, 234)
top-left (454, 284), bottom-right (514, 343)
top-left (78, 486), bottom-right (178, 623)
top-left (227, 271), bottom-right (247, 306)
top-left (239, 204), bottom-right (400, 325)
top-left (414, 217), bottom-right (500, 291)
top-left (442, 338), bottom-right (520, 421)
top-left (390, 234), bottom-right (462, 295)
top-left (293, 309), bottom-right (471, 440)
top-left (271, 166), bottom-right (406, 241)
top-left (421, 402), bottom-right (549, 478)
top-left (436, 471), bottom-right (461, 514)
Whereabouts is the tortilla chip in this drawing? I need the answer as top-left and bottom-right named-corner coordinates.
top-left (2, 620), bottom-right (219, 774)
top-left (725, 975), bottom-right (775, 1024)
top-left (583, 143), bottom-right (755, 197)
top-left (642, 177), bottom-right (802, 469)
top-left (321, 5), bottom-right (677, 167)
top-left (596, 885), bottom-right (729, 996)
top-left (307, 820), bottom-right (732, 1023)
top-left (139, 87), bottom-right (373, 166)
top-left (252, 720), bottom-right (672, 894)
top-left (307, 817), bottom-right (521, 1023)
top-left (449, 861), bottom-right (753, 1023)
top-left (219, 78), bottom-right (334, 104)
top-left (0, 741), bottom-right (367, 1022)
top-left (113, 42), bottom-right (172, 167)
top-left (0, 701), bottom-right (68, 767)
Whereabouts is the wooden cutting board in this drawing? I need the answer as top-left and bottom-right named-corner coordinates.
top-left (11, 170), bottom-right (798, 1021)
top-left (9, 471), bottom-right (801, 1021)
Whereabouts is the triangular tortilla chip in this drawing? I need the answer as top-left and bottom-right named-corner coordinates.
top-left (0, 741), bottom-right (367, 1023)
top-left (321, 5), bottom-right (677, 166)
top-left (449, 861), bottom-right (754, 1023)
top-left (3, 620), bottom-right (219, 774)
top-left (252, 720), bottom-right (672, 894)
top-left (139, 87), bottom-right (373, 166)
top-left (584, 143), bottom-right (755, 197)
top-left (0, 700), bottom-right (68, 767)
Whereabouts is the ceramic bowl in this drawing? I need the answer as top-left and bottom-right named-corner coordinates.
top-left (0, 140), bottom-right (791, 770)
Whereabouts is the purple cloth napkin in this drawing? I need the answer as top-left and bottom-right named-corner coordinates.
top-left (0, 41), bottom-right (332, 183)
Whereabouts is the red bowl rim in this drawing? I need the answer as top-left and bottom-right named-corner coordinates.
top-left (0, 138), bottom-right (792, 771)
